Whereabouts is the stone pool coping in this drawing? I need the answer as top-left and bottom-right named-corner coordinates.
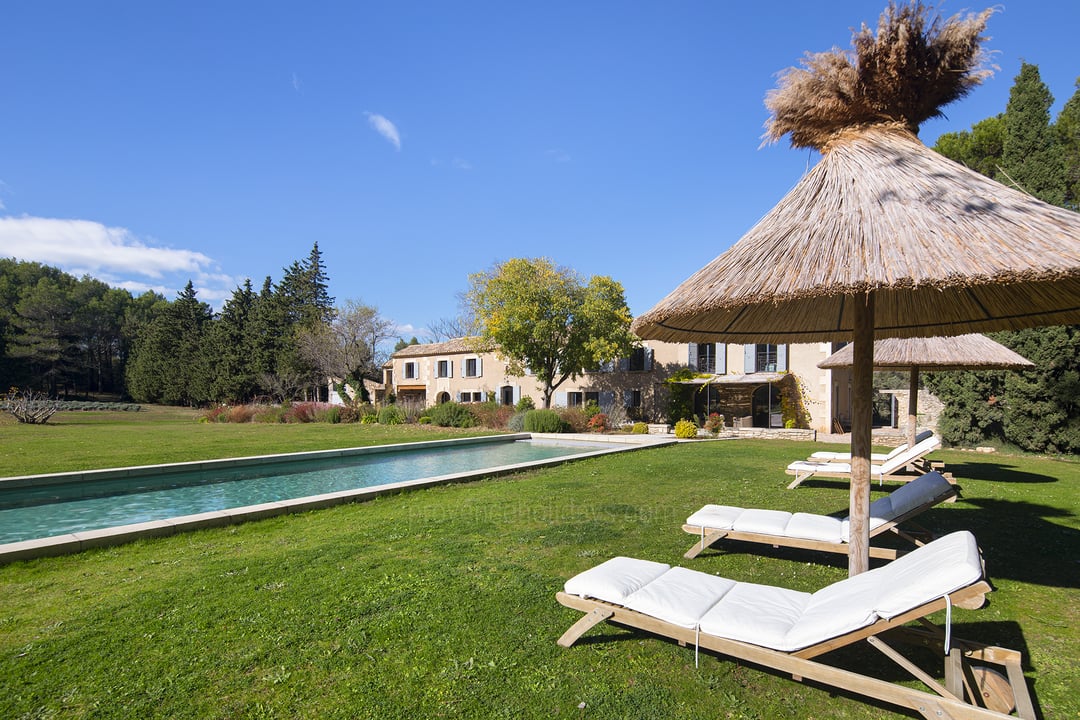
top-left (0, 432), bottom-right (674, 564)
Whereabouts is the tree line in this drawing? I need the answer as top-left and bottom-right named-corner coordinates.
top-left (0, 243), bottom-right (394, 406)
top-left (926, 63), bottom-right (1080, 453)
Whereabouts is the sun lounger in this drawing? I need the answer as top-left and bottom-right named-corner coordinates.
top-left (808, 429), bottom-right (933, 462)
top-left (557, 530), bottom-right (1036, 719)
top-left (786, 434), bottom-right (943, 489)
top-left (682, 470), bottom-right (957, 560)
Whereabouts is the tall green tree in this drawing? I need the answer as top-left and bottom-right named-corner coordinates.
top-left (1056, 77), bottom-right (1080, 210)
top-left (465, 257), bottom-right (636, 408)
top-left (207, 279), bottom-right (260, 403)
top-left (932, 115), bottom-right (1004, 177)
top-left (1000, 62), bottom-right (1066, 205)
top-left (126, 281), bottom-right (213, 405)
top-left (930, 63), bottom-right (1079, 453)
top-left (7, 275), bottom-right (79, 395)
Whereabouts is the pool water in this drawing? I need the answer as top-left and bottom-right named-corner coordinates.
top-left (0, 438), bottom-right (607, 544)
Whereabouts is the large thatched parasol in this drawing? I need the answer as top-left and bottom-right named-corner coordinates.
top-left (818, 334), bottom-right (1033, 447)
top-left (632, 2), bottom-right (1080, 575)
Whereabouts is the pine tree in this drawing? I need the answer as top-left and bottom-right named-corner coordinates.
top-left (207, 279), bottom-right (260, 402)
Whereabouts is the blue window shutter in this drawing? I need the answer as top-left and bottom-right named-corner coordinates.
top-left (646, 347), bottom-right (654, 371)
top-left (600, 391), bottom-right (615, 409)
top-left (744, 344), bottom-right (755, 373)
top-left (513, 385), bottom-right (521, 404)
top-left (715, 344), bottom-right (726, 374)
top-left (688, 343), bottom-right (698, 370)
top-left (477, 357), bottom-right (483, 377)
top-left (777, 344), bottom-right (788, 372)
top-left (555, 392), bottom-right (567, 407)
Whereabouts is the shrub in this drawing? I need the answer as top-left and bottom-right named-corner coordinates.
top-left (418, 416), bottom-right (432, 424)
top-left (470, 401), bottom-right (514, 429)
top-left (322, 406), bottom-right (341, 424)
top-left (515, 396), bottom-right (535, 412)
top-left (286, 402), bottom-right (319, 424)
top-left (703, 413), bottom-right (725, 433)
top-left (201, 405), bottom-right (229, 423)
top-left (377, 405), bottom-right (407, 425)
top-left (426, 402), bottom-right (476, 428)
top-left (228, 405), bottom-right (257, 423)
top-left (587, 413), bottom-right (608, 433)
top-left (337, 405), bottom-right (359, 423)
top-left (674, 419), bottom-right (699, 439)
top-left (254, 405), bottom-right (286, 423)
top-left (524, 409), bottom-right (567, 433)
top-left (361, 414), bottom-right (378, 424)
top-left (557, 407), bottom-right (591, 433)
top-left (507, 412), bottom-right (526, 432)
top-left (631, 421), bottom-right (649, 435)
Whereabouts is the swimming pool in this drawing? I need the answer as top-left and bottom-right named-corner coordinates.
top-left (0, 433), bottom-right (669, 560)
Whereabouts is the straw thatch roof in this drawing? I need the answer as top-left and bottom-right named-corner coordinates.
top-left (632, 2), bottom-right (1080, 345)
top-left (817, 334), bottom-right (1034, 371)
top-left (632, 125), bottom-right (1080, 343)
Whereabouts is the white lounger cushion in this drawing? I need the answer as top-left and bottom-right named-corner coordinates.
top-left (563, 531), bottom-right (982, 653)
top-left (810, 431), bottom-right (933, 462)
top-left (788, 435), bottom-right (942, 478)
top-left (563, 556), bottom-right (669, 604)
top-left (687, 471), bottom-right (953, 545)
top-left (624, 567), bottom-right (737, 628)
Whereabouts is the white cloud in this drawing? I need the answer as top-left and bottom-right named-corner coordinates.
top-left (365, 112), bottom-right (401, 150)
top-left (0, 215), bottom-right (213, 279)
top-left (0, 214), bottom-right (245, 309)
top-left (292, 72), bottom-right (302, 92)
top-left (452, 157), bottom-right (473, 171)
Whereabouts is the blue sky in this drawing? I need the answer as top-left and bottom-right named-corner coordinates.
top-left (1, 2), bottom-right (1076, 341)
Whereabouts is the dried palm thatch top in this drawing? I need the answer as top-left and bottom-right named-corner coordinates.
top-left (817, 334), bottom-right (1034, 371)
top-left (632, 3), bottom-right (1080, 345)
top-left (765, 1), bottom-right (993, 150)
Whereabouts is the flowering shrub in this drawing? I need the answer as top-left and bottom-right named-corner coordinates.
top-left (704, 413), bottom-right (725, 433)
top-left (631, 422), bottom-right (648, 434)
top-left (587, 413), bottom-right (608, 433)
top-left (674, 419), bottom-right (699, 439)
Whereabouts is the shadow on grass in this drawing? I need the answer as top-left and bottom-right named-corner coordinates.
top-left (684, 497), bottom-right (1078, 589)
top-left (566, 620), bottom-right (1040, 718)
top-left (943, 461), bottom-right (1059, 484)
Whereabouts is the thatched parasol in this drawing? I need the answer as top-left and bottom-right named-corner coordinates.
top-left (632, 2), bottom-right (1080, 575)
top-left (818, 334), bottom-right (1034, 447)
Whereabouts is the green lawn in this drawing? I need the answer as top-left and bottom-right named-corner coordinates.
top-left (0, 411), bottom-right (1077, 719)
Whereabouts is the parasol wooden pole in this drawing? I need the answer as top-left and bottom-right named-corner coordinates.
top-left (908, 366), bottom-right (920, 449)
top-left (849, 292), bottom-right (874, 576)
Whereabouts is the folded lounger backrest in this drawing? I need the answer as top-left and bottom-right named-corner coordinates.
top-left (877, 434), bottom-right (942, 476)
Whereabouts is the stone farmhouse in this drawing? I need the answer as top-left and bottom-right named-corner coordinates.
top-left (382, 338), bottom-right (859, 434)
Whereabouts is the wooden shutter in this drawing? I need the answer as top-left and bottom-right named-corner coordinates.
top-left (715, 344), bottom-right (726, 374)
top-left (744, 344), bottom-right (756, 373)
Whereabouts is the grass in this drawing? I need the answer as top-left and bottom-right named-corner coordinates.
top-left (0, 410), bottom-right (1077, 719)
top-left (0, 406), bottom-right (498, 477)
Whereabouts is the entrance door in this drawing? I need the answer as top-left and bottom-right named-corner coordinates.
top-left (751, 384), bottom-right (781, 428)
top-left (500, 386), bottom-right (515, 406)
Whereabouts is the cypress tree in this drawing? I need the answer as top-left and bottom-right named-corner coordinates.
top-left (1000, 62), bottom-right (1067, 205)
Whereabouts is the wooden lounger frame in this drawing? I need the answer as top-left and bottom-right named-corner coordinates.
top-left (787, 455), bottom-right (952, 490)
top-left (556, 579), bottom-right (1036, 720)
top-left (682, 482), bottom-right (959, 560)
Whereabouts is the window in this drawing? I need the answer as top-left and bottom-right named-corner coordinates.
top-left (585, 391), bottom-right (600, 405)
top-left (437, 359), bottom-right (452, 378)
top-left (628, 347), bottom-right (648, 372)
top-left (459, 391), bottom-right (484, 403)
top-left (566, 392), bottom-right (583, 407)
top-left (403, 361), bottom-right (418, 379)
top-left (463, 357), bottom-right (481, 378)
top-left (697, 344), bottom-right (716, 373)
top-left (755, 344), bottom-right (777, 373)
